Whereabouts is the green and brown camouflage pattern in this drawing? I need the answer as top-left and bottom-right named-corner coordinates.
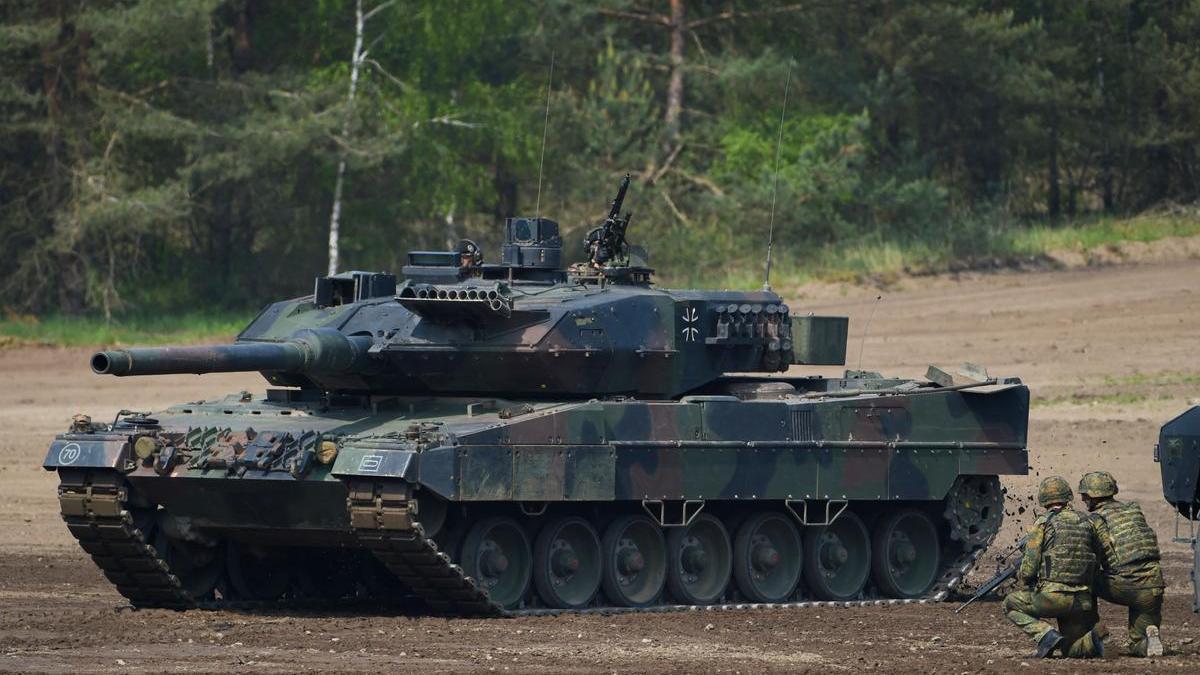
top-left (1088, 500), bottom-right (1162, 586)
top-left (1003, 588), bottom-right (1102, 658)
top-left (46, 381), bottom-right (1028, 538)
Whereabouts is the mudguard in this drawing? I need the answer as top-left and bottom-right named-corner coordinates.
top-left (43, 438), bottom-right (128, 470)
top-left (330, 445), bottom-right (417, 480)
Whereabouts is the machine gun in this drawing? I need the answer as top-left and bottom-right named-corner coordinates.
top-left (955, 534), bottom-right (1030, 613)
top-left (586, 173), bottom-right (632, 267)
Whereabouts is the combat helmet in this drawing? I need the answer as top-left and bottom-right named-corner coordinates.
top-left (1038, 476), bottom-right (1073, 507)
top-left (1078, 471), bottom-right (1118, 498)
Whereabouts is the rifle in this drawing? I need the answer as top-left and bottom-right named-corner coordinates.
top-left (954, 534), bottom-right (1030, 613)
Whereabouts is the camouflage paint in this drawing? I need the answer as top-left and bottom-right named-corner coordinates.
top-left (51, 217), bottom-right (1029, 555)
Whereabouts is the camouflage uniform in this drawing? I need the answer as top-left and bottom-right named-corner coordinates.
top-left (1003, 477), bottom-right (1102, 658)
top-left (1082, 472), bottom-right (1164, 657)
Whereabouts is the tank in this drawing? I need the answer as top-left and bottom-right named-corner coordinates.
top-left (44, 176), bottom-right (1029, 615)
top-left (1157, 406), bottom-right (1200, 612)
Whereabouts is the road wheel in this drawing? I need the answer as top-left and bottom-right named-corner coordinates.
top-left (803, 510), bottom-right (871, 601)
top-left (733, 511), bottom-right (802, 603)
top-left (533, 516), bottom-right (602, 609)
top-left (871, 509), bottom-right (941, 598)
top-left (461, 517), bottom-right (532, 609)
top-left (666, 513), bottom-right (732, 605)
top-left (225, 542), bottom-right (292, 600)
top-left (600, 515), bottom-right (666, 607)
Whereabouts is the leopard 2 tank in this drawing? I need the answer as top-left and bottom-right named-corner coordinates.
top-left (45, 176), bottom-right (1029, 615)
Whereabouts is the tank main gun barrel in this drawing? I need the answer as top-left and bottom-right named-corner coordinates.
top-left (91, 328), bottom-right (373, 377)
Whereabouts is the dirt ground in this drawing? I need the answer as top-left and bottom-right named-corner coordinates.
top-left (2, 259), bottom-right (1199, 673)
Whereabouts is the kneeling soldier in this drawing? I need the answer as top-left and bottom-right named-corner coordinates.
top-left (1079, 471), bottom-right (1165, 657)
top-left (1004, 476), bottom-right (1106, 658)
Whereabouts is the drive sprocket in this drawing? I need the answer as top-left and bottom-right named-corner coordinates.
top-left (943, 475), bottom-right (1004, 550)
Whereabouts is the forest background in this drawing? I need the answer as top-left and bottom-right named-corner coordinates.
top-left (1, 0), bottom-right (1198, 335)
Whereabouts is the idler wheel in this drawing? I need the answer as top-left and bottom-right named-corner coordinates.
top-left (733, 511), bottom-right (802, 603)
top-left (803, 510), bottom-right (871, 601)
top-left (152, 529), bottom-right (223, 601)
top-left (871, 509), bottom-right (941, 599)
top-left (600, 515), bottom-right (666, 607)
top-left (462, 517), bottom-right (531, 609)
top-left (533, 516), bottom-right (602, 609)
top-left (666, 513), bottom-right (732, 605)
top-left (225, 542), bottom-right (293, 601)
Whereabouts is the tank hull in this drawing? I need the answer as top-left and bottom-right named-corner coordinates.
top-left (46, 378), bottom-right (1028, 614)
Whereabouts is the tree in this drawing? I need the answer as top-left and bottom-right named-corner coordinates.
top-left (326, 0), bottom-right (395, 276)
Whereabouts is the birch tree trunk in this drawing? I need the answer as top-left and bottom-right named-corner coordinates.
top-left (665, 0), bottom-right (685, 145)
top-left (328, 0), bottom-right (365, 277)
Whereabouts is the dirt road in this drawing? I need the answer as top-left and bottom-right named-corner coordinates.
top-left (2, 260), bottom-right (1199, 673)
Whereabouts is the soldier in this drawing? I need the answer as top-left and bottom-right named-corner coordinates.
top-left (1003, 476), bottom-right (1106, 658)
top-left (1079, 471), bottom-right (1166, 657)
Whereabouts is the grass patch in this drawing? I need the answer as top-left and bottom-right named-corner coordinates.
top-left (0, 311), bottom-right (255, 348)
top-left (1032, 392), bottom-right (1159, 408)
top-left (661, 209), bottom-right (1200, 289)
top-left (1031, 391), bottom-right (1191, 408)
top-left (1010, 212), bottom-right (1200, 255)
top-left (1099, 372), bottom-right (1200, 387)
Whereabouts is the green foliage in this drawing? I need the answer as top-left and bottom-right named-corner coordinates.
top-left (0, 310), bottom-right (254, 347)
top-left (668, 210), bottom-right (1200, 291)
top-left (1, 0), bottom-right (1198, 317)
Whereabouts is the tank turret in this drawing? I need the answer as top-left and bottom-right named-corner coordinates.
top-left (92, 178), bottom-right (848, 398)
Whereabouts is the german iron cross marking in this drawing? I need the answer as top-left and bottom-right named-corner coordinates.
top-left (681, 306), bottom-right (700, 342)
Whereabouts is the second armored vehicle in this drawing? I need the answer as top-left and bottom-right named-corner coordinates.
top-left (1158, 406), bottom-right (1200, 612)
top-left (46, 177), bottom-right (1029, 614)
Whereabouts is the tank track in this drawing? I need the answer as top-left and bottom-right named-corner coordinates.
top-left (56, 470), bottom-right (193, 609)
top-left (57, 471), bottom-right (988, 616)
top-left (346, 478), bottom-right (987, 618)
top-left (347, 480), bottom-right (502, 616)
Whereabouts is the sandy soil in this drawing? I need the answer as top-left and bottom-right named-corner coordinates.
top-left (1, 259), bottom-right (1199, 673)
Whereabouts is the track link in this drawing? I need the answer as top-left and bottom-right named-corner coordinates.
top-left (57, 470), bottom-right (193, 609)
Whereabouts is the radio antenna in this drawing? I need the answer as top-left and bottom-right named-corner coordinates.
top-left (857, 295), bottom-right (883, 371)
top-left (762, 61), bottom-right (793, 292)
top-left (534, 51), bottom-right (555, 221)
